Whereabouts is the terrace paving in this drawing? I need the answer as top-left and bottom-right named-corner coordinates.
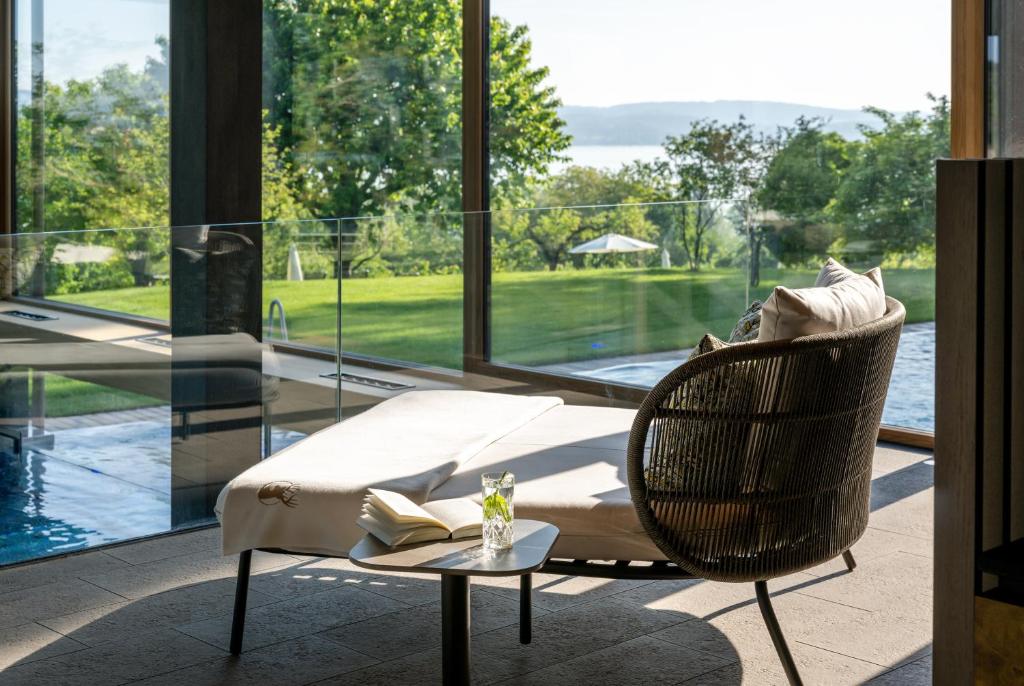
top-left (0, 442), bottom-right (932, 685)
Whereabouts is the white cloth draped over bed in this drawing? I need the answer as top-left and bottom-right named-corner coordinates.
top-left (215, 391), bottom-right (563, 557)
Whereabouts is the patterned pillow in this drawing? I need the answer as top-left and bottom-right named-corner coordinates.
top-left (728, 300), bottom-right (763, 343)
top-left (686, 332), bottom-right (729, 361)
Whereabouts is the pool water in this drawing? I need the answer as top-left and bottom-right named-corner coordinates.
top-left (0, 420), bottom-right (306, 566)
top-left (579, 323), bottom-right (935, 432)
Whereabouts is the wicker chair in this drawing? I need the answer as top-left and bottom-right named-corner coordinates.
top-left (625, 296), bottom-right (905, 684)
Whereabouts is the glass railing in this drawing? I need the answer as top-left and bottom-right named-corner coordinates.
top-left (0, 222), bottom-right (344, 565)
top-left (0, 206), bottom-right (934, 564)
top-left (488, 201), bottom-right (935, 432)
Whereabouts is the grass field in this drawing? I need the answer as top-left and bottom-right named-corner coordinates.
top-left (57, 266), bottom-right (935, 371)
top-left (42, 375), bottom-right (166, 418)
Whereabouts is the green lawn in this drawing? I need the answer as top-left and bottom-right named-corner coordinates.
top-left (57, 266), bottom-right (935, 371)
top-left (42, 375), bottom-right (165, 418)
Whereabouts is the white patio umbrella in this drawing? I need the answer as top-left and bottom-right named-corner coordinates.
top-left (569, 233), bottom-right (659, 255)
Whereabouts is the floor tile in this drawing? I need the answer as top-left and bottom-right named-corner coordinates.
top-left (321, 587), bottom-right (532, 660)
top-left (0, 621), bottom-right (88, 669)
top-left (318, 644), bottom-right (521, 686)
top-left (802, 526), bottom-right (932, 577)
top-left (476, 570), bottom-right (652, 612)
top-left (249, 556), bottom-right (380, 599)
top-left (79, 549), bottom-right (296, 599)
top-left (133, 634), bottom-right (377, 685)
top-left (0, 550), bottom-right (129, 595)
top-left (794, 551), bottom-right (932, 621)
top-left (38, 578), bottom-right (278, 647)
top-left (177, 585), bottom-right (408, 651)
top-left (504, 634), bottom-right (731, 685)
top-left (473, 595), bottom-right (692, 676)
top-left (0, 578), bottom-right (124, 630)
top-left (0, 627), bottom-right (224, 686)
top-left (104, 527), bottom-right (221, 566)
top-left (866, 653), bottom-right (932, 685)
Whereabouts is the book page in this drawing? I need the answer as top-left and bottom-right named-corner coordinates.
top-left (366, 488), bottom-right (444, 527)
top-left (422, 498), bottom-right (483, 539)
top-left (357, 512), bottom-right (450, 546)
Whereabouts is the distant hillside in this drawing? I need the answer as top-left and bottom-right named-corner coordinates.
top-left (559, 101), bottom-right (893, 146)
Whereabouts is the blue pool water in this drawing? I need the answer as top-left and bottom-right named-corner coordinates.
top-left (579, 323), bottom-right (935, 432)
top-left (0, 421), bottom-right (306, 566)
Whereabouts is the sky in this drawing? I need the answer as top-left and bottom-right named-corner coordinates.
top-left (495, 0), bottom-right (950, 112)
top-left (17, 0), bottom-right (950, 113)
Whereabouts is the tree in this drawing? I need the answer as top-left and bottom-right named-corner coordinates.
top-left (493, 166), bottom-right (655, 271)
top-left (756, 117), bottom-right (850, 271)
top-left (644, 118), bottom-right (771, 272)
top-left (17, 42), bottom-right (310, 290)
top-left (832, 95), bottom-right (949, 262)
top-left (263, 0), bottom-right (571, 220)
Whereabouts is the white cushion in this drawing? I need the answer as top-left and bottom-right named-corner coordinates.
top-left (215, 391), bottom-right (562, 557)
top-left (429, 405), bottom-right (666, 561)
top-left (757, 258), bottom-right (886, 341)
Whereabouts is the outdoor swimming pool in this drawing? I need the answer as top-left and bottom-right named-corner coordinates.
top-left (578, 322), bottom-right (935, 432)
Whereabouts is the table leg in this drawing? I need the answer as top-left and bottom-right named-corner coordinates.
top-left (441, 575), bottom-right (471, 686)
top-left (520, 573), bottom-right (532, 644)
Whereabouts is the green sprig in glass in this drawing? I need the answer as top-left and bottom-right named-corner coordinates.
top-left (482, 471), bottom-right (514, 551)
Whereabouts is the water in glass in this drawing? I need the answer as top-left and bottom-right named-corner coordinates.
top-left (482, 472), bottom-right (514, 551)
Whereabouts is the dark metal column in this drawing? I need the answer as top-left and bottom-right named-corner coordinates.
top-left (461, 0), bottom-right (490, 371)
top-left (169, 0), bottom-right (263, 526)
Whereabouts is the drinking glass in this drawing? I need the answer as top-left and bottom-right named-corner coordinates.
top-left (482, 472), bottom-right (514, 551)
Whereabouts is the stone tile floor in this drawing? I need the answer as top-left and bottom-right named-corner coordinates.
top-left (0, 443), bottom-right (932, 685)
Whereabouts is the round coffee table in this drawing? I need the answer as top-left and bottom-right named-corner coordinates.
top-left (349, 519), bottom-right (559, 685)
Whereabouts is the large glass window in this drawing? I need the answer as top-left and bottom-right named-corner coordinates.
top-left (15, 0), bottom-right (169, 233)
top-left (488, 0), bottom-right (948, 432)
top-left (262, 0), bottom-right (463, 369)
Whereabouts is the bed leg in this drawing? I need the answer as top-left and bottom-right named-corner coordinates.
top-left (230, 550), bottom-right (252, 655)
top-left (519, 572), bottom-right (532, 644)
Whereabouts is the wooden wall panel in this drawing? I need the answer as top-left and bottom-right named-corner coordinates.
top-left (982, 163), bottom-right (1007, 589)
top-left (935, 158), bottom-right (982, 684)
top-left (1012, 161), bottom-right (1024, 542)
top-left (952, 0), bottom-right (985, 158)
top-left (975, 595), bottom-right (1024, 683)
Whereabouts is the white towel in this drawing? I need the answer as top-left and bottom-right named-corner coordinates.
top-left (215, 390), bottom-right (562, 556)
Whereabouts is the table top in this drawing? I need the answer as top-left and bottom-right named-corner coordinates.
top-left (348, 519), bottom-right (559, 577)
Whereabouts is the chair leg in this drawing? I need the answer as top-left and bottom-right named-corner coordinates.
top-left (519, 573), bottom-right (532, 644)
top-left (754, 580), bottom-right (803, 686)
top-left (842, 549), bottom-right (856, 572)
top-left (230, 550), bottom-right (252, 655)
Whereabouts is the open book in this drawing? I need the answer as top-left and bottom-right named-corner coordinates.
top-left (357, 488), bottom-right (483, 547)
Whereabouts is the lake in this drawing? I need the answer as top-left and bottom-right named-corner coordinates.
top-left (554, 144), bottom-right (664, 172)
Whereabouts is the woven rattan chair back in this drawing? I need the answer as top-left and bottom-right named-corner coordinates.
top-left (627, 297), bottom-right (906, 582)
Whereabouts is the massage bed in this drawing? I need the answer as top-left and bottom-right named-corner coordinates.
top-left (216, 389), bottom-right (665, 563)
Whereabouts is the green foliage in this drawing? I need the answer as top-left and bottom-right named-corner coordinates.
top-left (758, 117), bottom-right (850, 223)
top-left (492, 166), bottom-right (657, 271)
top-left (263, 0), bottom-right (570, 219)
top-left (755, 118), bottom-right (850, 267)
top-left (832, 95), bottom-right (950, 262)
top-left (46, 259), bottom-right (135, 295)
top-left (630, 118), bottom-right (773, 271)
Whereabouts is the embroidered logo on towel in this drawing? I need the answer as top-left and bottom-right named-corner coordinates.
top-left (257, 481), bottom-right (300, 508)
